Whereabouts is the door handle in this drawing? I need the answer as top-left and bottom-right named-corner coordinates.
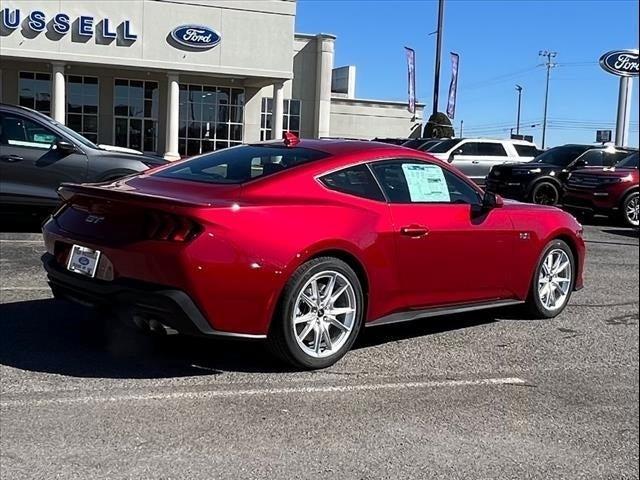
top-left (400, 225), bottom-right (429, 237)
top-left (471, 160), bottom-right (480, 164)
top-left (0, 155), bottom-right (24, 163)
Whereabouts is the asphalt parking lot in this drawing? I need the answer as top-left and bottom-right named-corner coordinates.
top-left (0, 217), bottom-right (638, 480)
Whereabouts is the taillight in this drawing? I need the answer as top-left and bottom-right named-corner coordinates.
top-left (144, 211), bottom-right (201, 242)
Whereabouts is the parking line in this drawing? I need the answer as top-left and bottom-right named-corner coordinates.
top-left (0, 377), bottom-right (527, 407)
top-left (0, 287), bottom-right (50, 291)
top-left (0, 240), bottom-right (43, 244)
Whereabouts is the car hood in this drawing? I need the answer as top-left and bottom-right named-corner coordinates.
top-left (94, 150), bottom-right (169, 166)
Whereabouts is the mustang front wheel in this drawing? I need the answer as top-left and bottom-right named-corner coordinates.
top-left (269, 257), bottom-right (364, 369)
top-left (622, 192), bottom-right (639, 228)
top-left (526, 239), bottom-right (575, 318)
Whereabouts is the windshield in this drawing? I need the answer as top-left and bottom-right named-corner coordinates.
top-left (532, 145), bottom-right (591, 166)
top-left (427, 139), bottom-right (461, 153)
top-left (156, 144), bottom-right (330, 184)
top-left (402, 139), bottom-right (428, 149)
top-left (617, 152), bottom-right (638, 168)
top-left (33, 111), bottom-right (99, 149)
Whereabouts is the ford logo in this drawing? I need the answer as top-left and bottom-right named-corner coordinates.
top-left (170, 24), bottom-right (221, 50)
top-left (78, 257), bottom-right (90, 266)
top-left (599, 49), bottom-right (639, 77)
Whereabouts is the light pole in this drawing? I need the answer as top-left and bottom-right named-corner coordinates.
top-left (515, 84), bottom-right (523, 135)
top-left (432, 0), bottom-right (445, 116)
top-left (539, 50), bottom-right (557, 149)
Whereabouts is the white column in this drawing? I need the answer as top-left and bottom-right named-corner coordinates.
top-left (314, 34), bottom-right (335, 139)
top-left (164, 73), bottom-right (180, 160)
top-left (51, 63), bottom-right (66, 123)
top-left (272, 81), bottom-right (284, 139)
top-left (615, 76), bottom-right (633, 147)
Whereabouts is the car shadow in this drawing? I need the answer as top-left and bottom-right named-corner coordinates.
top-left (0, 298), bottom-right (518, 378)
top-left (601, 228), bottom-right (639, 239)
top-left (0, 298), bottom-right (287, 378)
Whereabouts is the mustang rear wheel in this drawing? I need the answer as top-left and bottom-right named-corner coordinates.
top-left (269, 257), bottom-right (364, 369)
top-left (526, 239), bottom-right (575, 318)
top-left (622, 192), bottom-right (639, 228)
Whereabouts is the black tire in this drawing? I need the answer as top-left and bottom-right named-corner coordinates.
top-left (530, 181), bottom-right (560, 206)
top-left (621, 191), bottom-right (639, 228)
top-left (268, 257), bottom-right (364, 369)
top-left (525, 239), bottom-right (575, 319)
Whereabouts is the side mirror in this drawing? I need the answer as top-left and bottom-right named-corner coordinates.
top-left (55, 140), bottom-right (76, 154)
top-left (482, 191), bottom-right (504, 210)
top-left (449, 149), bottom-right (462, 163)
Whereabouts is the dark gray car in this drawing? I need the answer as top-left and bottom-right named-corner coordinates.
top-left (0, 104), bottom-right (168, 209)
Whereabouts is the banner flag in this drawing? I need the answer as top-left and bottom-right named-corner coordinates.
top-left (447, 52), bottom-right (460, 119)
top-left (404, 47), bottom-right (416, 114)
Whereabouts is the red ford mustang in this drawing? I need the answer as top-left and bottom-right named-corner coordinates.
top-left (41, 137), bottom-right (585, 368)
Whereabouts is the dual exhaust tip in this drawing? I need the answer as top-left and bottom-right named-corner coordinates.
top-left (132, 314), bottom-right (179, 336)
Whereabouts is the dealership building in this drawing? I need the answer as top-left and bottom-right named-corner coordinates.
top-left (0, 0), bottom-right (423, 159)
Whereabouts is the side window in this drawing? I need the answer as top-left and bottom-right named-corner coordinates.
top-left (514, 144), bottom-right (539, 157)
top-left (0, 114), bottom-right (60, 149)
top-left (320, 164), bottom-right (385, 201)
top-left (458, 142), bottom-right (479, 155)
top-left (577, 150), bottom-right (604, 167)
top-left (370, 160), bottom-right (480, 204)
top-left (604, 151), bottom-right (631, 167)
top-left (477, 142), bottom-right (508, 156)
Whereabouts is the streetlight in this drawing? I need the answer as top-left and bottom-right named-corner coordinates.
top-left (515, 84), bottom-right (523, 135)
top-left (538, 50), bottom-right (557, 149)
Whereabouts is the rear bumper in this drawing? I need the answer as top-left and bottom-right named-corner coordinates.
top-left (42, 253), bottom-right (266, 339)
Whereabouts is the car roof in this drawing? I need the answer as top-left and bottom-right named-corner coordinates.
top-left (252, 138), bottom-right (417, 156)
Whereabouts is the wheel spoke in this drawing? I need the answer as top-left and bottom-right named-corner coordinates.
top-left (330, 284), bottom-right (349, 304)
top-left (313, 325), bottom-right (321, 353)
top-left (294, 312), bottom-right (315, 325)
top-left (328, 306), bottom-right (355, 317)
top-left (310, 280), bottom-right (320, 304)
top-left (301, 293), bottom-right (315, 308)
top-left (321, 325), bottom-right (333, 351)
top-left (327, 315), bottom-right (350, 332)
top-left (554, 260), bottom-right (569, 275)
top-left (322, 273), bottom-right (337, 306)
top-left (298, 322), bottom-right (315, 341)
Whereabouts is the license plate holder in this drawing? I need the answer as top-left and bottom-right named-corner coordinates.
top-left (67, 244), bottom-right (101, 278)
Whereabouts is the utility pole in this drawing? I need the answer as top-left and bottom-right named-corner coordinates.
top-left (515, 84), bottom-right (523, 135)
top-left (432, 0), bottom-right (445, 116)
top-left (538, 50), bottom-right (557, 149)
top-left (460, 119), bottom-right (463, 137)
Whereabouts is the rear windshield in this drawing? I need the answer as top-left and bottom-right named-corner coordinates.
top-left (155, 145), bottom-right (329, 184)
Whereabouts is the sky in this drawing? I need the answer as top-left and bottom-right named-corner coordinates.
top-left (296, 0), bottom-right (640, 147)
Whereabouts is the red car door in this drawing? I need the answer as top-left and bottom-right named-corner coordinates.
top-left (370, 160), bottom-right (515, 309)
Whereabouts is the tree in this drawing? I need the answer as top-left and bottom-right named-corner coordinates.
top-left (423, 112), bottom-right (454, 138)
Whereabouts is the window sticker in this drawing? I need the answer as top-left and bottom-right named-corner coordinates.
top-left (401, 164), bottom-right (451, 202)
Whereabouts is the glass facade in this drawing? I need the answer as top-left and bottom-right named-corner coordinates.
top-left (18, 72), bottom-right (51, 115)
top-left (66, 76), bottom-right (99, 144)
top-left (260, 98), bottom-right (301, 141)
top-left (179, 84), bottom-right (244, 157)
top-left (114, 79), bottom-right (159, 153)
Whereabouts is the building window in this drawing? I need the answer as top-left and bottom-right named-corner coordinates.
top-left (19, 72), bottom-right (51, 115)
top-left (114, 79), bottom-right (159, 153)
top-left (179, 84), bottom-right (245, 157)
top-left (260, 98), bottom-right (301, 141)
top-left (66, 76), bottom-right (99, 144)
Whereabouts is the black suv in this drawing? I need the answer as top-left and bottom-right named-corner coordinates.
top-left (486, 144), bottom-right (634, 205)
top-left (0, 104), bottom-right (168, 210)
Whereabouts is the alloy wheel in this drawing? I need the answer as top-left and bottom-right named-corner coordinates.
top-left (292, 270), bottom-right (357, 359)
top-left (533, 184), bottom-right (559, 205)
top-left (537, 248), bottom-right (572, 312)
top-left (625, 194), bottom-right (639, 227)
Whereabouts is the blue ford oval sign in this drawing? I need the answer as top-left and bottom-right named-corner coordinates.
top-left (171, 24), bottom-right (221, 50)
top-left (599, 49), bottom-right (639, 77)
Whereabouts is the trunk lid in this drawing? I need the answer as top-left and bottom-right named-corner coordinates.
top-left (55, 175), bottom-right (241, 243)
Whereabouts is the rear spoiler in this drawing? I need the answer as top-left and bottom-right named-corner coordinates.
top-left (58, 183), bottom-right (215, 208)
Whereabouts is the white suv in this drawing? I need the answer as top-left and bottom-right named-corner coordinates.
top-left (425, 138), bottom-right (540, 185)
